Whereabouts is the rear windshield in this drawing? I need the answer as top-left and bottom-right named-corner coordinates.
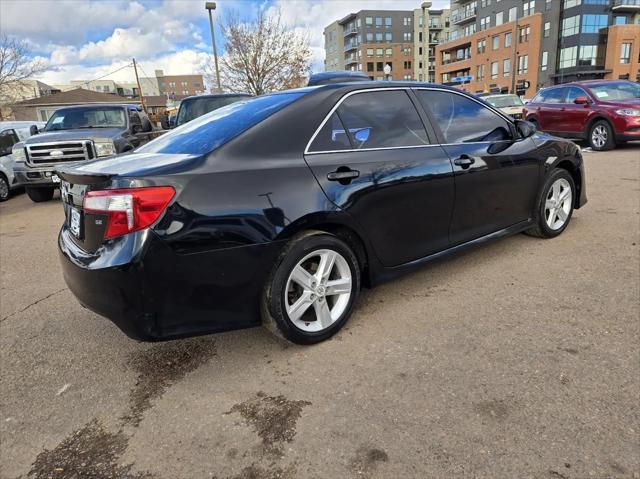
top-left (137, 92), bottom-right (304, 156)
top-left (176, 95), bottom-right (250, 126)
top-left (485, 95), bottom-right (523, 108)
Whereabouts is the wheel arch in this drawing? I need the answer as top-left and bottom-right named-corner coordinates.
top-left (554, 158), bottom-right (583, 209)
top-left (276, 213), bottom-right (374, 287)
top-left (586, 114), bottom-right (614, 135)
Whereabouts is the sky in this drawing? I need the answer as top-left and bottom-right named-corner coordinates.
top-left (0, 0), bottom-right (448, 88)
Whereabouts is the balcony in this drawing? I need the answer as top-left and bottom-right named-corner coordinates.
top-left (441, 54), bottom-right (472, 65)
top-left (343, 26), bottom-right (358, 37)
top-left (451, 8), bottom-right (477, 25)
top-left (344, 43), bottom-right (358, 52)
top-left (345, 57), bottom-right (359, 66)
top-left (428, 23), bottom-right (443, 30)
top-left (612, 0), bottom-right (640, 11)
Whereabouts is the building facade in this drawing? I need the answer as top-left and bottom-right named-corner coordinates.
top-left (154, 70), bottom-right (205, 98)
top-left (323, 4), bottom-right (449, 81)
top-left (437, 0), bottom-right (640, 96)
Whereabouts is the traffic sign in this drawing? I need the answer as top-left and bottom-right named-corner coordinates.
top-left (452, 75), bottom-right (473, 83)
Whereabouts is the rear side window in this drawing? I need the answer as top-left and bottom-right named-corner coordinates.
top-left (308, 112), bottom-right (352, 152)
top-left (137, 92), bottom-right (304, 155)
top-left (416, 90), bottom-right (511, 144)
top-left (334, 90), bottom-right (429, 149)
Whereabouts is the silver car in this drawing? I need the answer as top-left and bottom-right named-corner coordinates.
top-left (0, 121), bottom-right (45, 201)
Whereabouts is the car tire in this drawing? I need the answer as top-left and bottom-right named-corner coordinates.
top-left (0, 174), bottom-right (9, 202)
top-left (262, 231), bottom-right (361, 344)
top-left (525, 168), bottom-right (575, 239)
top-left (26, 187), bottom-right (54, 203)
top-left (588, 120), bottom-right (615, 151)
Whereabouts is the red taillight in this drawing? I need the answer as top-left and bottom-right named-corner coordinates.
top-left (83, 186), bottom-right (175, 239)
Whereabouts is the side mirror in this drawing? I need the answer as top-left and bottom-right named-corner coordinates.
top-left (574, 96), bottom-right (590, 105)
top-left (29, 125), bottom-right (39, 136)
top-left (515, 119), bottom-right (536, 139)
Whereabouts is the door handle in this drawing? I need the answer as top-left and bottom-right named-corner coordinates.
top-left (453, 155), bottom-right (475, 169)
top-left (327, 168), bottom-right (359, 182)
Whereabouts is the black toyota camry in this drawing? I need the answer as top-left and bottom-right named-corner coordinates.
top-left (57, 82), bottom-right (587, 344)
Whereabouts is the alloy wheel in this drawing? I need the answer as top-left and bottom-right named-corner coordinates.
top-left (591, 125), bottom-right (608, 149)
top-left (545, 178), bottom-right (572, 230)
top-left (284, 249), bottom-right (353, 332)
top-left (0, 177), bottom-right (8, 201)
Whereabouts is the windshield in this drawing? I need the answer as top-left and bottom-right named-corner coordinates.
top-left (588, 81), bottom-right (640, 101)
top-left (485, 95), bottom-right (524, 108)
top-left (137, 91), bottom-right (305, 156)
top-left (176, 95), bottom-right (250, 126)
top-left (44, 107), bottom-right (126, 130)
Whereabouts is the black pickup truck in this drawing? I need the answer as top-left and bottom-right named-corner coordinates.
top-left (13, 104), bottom-right (162, 202)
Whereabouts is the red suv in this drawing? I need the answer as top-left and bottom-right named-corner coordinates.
top-left (524, 80), bottom-right (640, 151)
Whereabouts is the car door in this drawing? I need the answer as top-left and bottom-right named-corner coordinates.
top-left (415, 89), bottom-right (541, 246)
top-left (304, 89), bottom-right (455, 267)
top-left (561, 86), bottom-right (593, 137)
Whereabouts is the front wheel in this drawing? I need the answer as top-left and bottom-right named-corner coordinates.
top-left (262, 232), bottom-right (361, 344)
top-left (525, 169), bottom-right (575, 238)
top-left (588, 120), bottom-right (615, 151)
top-left (26, 186), bottom-right (54, 203)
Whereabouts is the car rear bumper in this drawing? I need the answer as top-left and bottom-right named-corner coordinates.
top-left (58, 226), bottom-right (284, 341)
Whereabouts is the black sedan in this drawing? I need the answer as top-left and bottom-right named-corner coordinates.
top-left (57, 82), bottom-right (587, 344)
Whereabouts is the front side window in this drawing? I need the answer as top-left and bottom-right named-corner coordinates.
top-left (565, 87), bottom-right (589, 103)
top-left (417, 91), bottom-right (511, 144)
top-left (537, 88), bottom-right (566, 104)
top-left (0, 129), bottom-right (19, 155)
top-left (335, 91), bottom-right (429, 149)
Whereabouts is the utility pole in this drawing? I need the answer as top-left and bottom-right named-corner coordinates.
top-left (132, 58), bottom-right (147, 114)
top-left (206, 2), bottom-right (222, 92)
top-left (510, 14), bottom-right (519, 94)
top-left (422, 2), bottom-right (431, 82)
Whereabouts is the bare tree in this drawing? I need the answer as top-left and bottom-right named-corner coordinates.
top-left (0, 35), bottom-right (46, 118)
top-left (212, 9), bottom-right (311, 95)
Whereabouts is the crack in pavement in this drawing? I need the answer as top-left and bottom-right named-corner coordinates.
top-left (0, 288), bottom-right (68, 323)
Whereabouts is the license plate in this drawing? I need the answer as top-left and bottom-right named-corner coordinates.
top-left (70, 208), bottom-right (81, 237)
top-left (51, 175), bottom-right (60, 183)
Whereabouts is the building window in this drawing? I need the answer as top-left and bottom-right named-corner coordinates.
top-left (376, 62), bottom-right (384, 71)
top-left (491, 61), bottom-right (499, 79)
top-left (544, 22), bottom-right (550, 37)
top-left (541, 51), bottom-right (548, 71)
top-left (503, 58), bottom-right (510, 76)
top-left (519, 26), bottom-right (530, 43)
top-left (367, 62), bottom-right (374, 72)
top-left (582, 14), bottom-right (608, 34)
top-left (559, 46), bottom-right (578, 68)
top-left (564, 0), bottom-right (581, 8)
top-left (477, 64), bottom-right (485, 80)
top-left (523, 1), bottom-right (535, 16)
top-left (442, 73), bottom-right (449, 82)
top-left (579, 45), bottom-right (598, 66)
top-left (385, 17), bottom-right (392, 27)
top-left (492, 35), bottom-right (500, 50)
top-left (365, 17), bottom-right (373, 26)
top-left (480, 16), bottom-right (490, 31)
top-left (496, 11), bottom-right (503, 26)
top-left (181, 81), bottom-right (188, 87)
top-left (375, 33), bottom-right (383, 42)
top-left (367, 48), bottom-right (374, 57)
top-left (403, 17), bottom-right (412, 26)
top-left (546, 0), bottom-right (553, 10)
top-left (376, 48), bottom-right (383, 56)
top-left (614, 16), bottom-right (627, 25)
top-left (385, 48), bottom-right (392, 55)
top-left (169, 81), bottom-right (176, 87)
top-left (508, 6), bottom-right (517, 22)
top-left (404, 61), bottom-right (412, 69)
top-left (404, 32), bottom-right (412, 41)
top-left (620, 43), bottom-right (632, 64)
top-left (517, 55), bottom-right (529, 74)
top-left (505, 31), bottom-right (512, 48)
top-left (375, 17), bottom-right (383, 27)
top-left (385, 32), bottom-right (392, 42)
top-left (477, 39), bottom-right (486, 53)
top-left (561, 15), bottom-right (580, 37)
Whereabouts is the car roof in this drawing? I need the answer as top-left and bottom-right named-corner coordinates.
top-left (53, 103), bottom-right (133, 111)
top-left (181, 93), bottom-right (252, 101)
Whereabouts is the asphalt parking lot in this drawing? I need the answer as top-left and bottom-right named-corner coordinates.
top-left (1, 145), bottom-right (639, 479)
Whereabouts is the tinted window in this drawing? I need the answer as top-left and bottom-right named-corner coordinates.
top-left (336, 91), bottom-right (429, 149)
top-left (588, 81), bottom-right (640, 100)
top-left (417, 91), bottom-right (511, 143)
top-left (308, 112), bottom-right (352, 152)
top-left (0, 129), bottom-right (19, 154)
top-left (536, 88), bottom-right (566, 104)
top-left (176, 95), bottom-right (250, 126)
top-left (565, 87), bottom-right (588, 103)
top-left (44, 107), bottom-right (126, 130)
top-left (137, 92), bottom-right (304, 156)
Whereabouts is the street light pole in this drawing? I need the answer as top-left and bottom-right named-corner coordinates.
top-left (206, 2), bottom-right (222, 92)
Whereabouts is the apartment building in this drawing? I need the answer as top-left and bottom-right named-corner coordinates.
top-left (323, 4), bottom-right (449, 81)
top-left (437, 0), bottom-right (640, 96)
top-left (155, 70), bottom-right (205, 98)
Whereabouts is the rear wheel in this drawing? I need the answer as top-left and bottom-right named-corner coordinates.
top-left (26, 187), bottom-right (54, 203)
top-left (588, 120), bottom-right (615, 151)
top-left (0, 174), bottom-right (9, 201)
top-left (525, 169), bottom-right (575, 238)
top-left (262, 232), bottom-right (360, 344)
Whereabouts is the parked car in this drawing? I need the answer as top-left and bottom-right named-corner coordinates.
top-left (524, 80), bottom-right (640, 151)
top-left (0, 121), bottom-right (46, 201)
top-left (483, 94), bottom-right (525, 119)
top-left (57, 83), bottom-right (587, 345)
top-left (308, 71), bottom-right (372, 86)
top-left (13, 104), bottom-right (162, 203)
top-left (175, 93), bottom-right (252, 127)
